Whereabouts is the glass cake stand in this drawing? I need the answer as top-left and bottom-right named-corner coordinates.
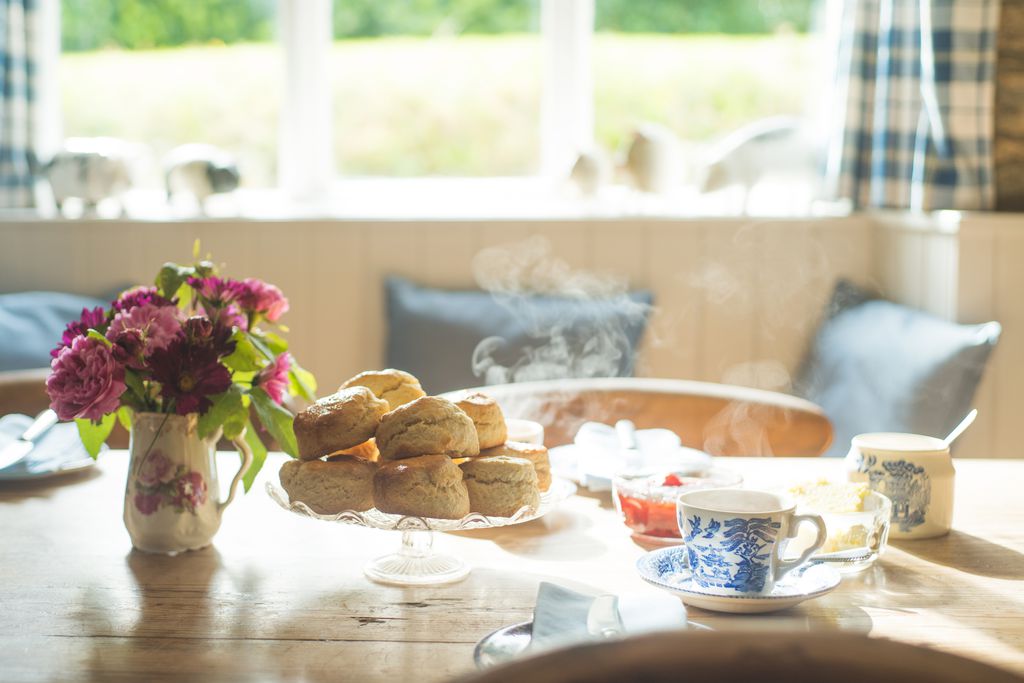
top-left (266, 478), bottom-right (576, 586)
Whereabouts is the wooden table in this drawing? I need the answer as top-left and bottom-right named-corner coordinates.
top-left (1, 454), bottom-right (1022, 682)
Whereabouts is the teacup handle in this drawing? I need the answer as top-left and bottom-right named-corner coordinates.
top-left (774, 513), bottom-right (827, 581)
top-left (219, 432), bottom-right (254, 514)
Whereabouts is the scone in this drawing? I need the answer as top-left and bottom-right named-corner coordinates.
top-left (336, 438), bottom-right (379, 462)
top-left (373, 454), bottom-right (471, 519)
top-left (454, 392), bottom-right (508, 450)
top-left (341, 369), bottom-right (426, 410)
top-left (480, 441), bottom-right (552, 491)
top-left (376, 396), bottom-right (480, 461)
top-left (460, 455), bottom-right (540, 518)
top-left (293, 387), bottom-right (389, 460)
top-left (279, 456), bottom-right (377, 513)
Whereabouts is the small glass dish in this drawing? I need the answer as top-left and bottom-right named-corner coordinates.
top-left (787, 490), bottom-right (892, 573)
top-left (612, 466), bottom-right (743, 546)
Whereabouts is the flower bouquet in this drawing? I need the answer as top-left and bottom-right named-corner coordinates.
top-left (45, 248), bottom-right (315, 552)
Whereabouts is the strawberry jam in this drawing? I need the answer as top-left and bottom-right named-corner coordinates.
top-left (612, 468), bottom-right (742, 539)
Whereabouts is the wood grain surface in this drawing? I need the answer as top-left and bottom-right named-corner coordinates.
top-left (1, 454), bottom-right (1021, 682)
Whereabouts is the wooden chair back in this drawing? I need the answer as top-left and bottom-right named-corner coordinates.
top-left (455, 377), bottom-right (833, 457)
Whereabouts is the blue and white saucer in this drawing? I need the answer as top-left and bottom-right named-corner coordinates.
top-left (636, 546), bottom-right (842, 614)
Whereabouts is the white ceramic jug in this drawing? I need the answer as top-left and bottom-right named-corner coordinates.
top-left (123, 412), bottom-right (253, 554)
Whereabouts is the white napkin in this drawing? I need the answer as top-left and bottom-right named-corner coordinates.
top-left (529, 581), bottom-right (687, 653)
top-left (571, 421), bottom-right (711, 491)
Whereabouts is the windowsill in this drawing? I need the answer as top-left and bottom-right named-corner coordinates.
top-left (4, 177), bottom-right (853, 223)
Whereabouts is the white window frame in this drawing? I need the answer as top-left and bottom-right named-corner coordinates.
top-left (276, 0), bottom-right (595, 200)
top-left (43, 0), bottom-right (598, 206)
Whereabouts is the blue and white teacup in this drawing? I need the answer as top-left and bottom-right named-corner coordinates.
top-left (677, 489), bottom-right (827, 596)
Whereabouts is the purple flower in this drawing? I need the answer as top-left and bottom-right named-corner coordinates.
top-left (234, 278), bottom-right (289, 322)
top-left (181, 315), bottom-right (235, 355)
top-left (110, 328), bottom-right (145, 369)
top-left (112, 286), bottom-right (173, 313)
top-left (188, 276), bottom-right (239, 304)
top-left (51, 307), bottom-right (108, 359)
top-left (148, 334), bottom-right (232, 415)
top-left (134, 492), bottom-right (162, 515)
top-left (173, 471), bottom-right (207, 512)
top-left (46, 336), bottom-right (126, 421)
top-left (256, 353), bottom-right (291, 404)
top-left (107, 303), bottom-right (182, 357)
top-left (212, 304), bottom-right (248, 331)
top-left (137, 450), bottom-right (174, 487)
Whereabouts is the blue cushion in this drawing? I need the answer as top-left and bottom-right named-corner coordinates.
top-left (385, 277), bottom-right (654, 394)
top-left (0, 291), bottom-right (108, 371)
top-left (795, 280), bottom-right (1001, 457)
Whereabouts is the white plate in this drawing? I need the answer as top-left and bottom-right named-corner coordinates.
top-left (474, 619), bottom-right (713, 669)
top-left (636, 546), bottom-right (841, 614)
top-left (0, 456), bottom-right (95, 481)
top-left (550, 443), bottom-right (712, 491)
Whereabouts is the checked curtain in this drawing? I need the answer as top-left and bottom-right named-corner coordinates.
top-left (826, 0), bottom-right (1000, 210)
top-left (0, 0), bottom-right (37, 209)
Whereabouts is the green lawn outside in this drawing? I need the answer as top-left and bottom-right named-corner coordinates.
top-left (60, 33), bottom-right (815, 185)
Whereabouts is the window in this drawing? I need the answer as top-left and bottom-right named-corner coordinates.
top-left (42, 0), bottom-right (824, 214)
top-left (60, 0), bottom-right (280, 189)
top-left (331, 0), bottom-right (542, 177)
top-left (594, 0), bottom-right (817, 151)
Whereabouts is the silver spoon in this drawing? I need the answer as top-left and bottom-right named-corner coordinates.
top-left (944, 409), bottom-right (978, 447)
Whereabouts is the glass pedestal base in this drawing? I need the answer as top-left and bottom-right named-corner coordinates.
top-left (363, 529), bottom-right (470, 586)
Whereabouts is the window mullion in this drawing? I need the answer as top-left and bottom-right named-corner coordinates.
top-left (540, 0), bottom-right (595, 178)
top-left (279, 0), bottom-right (333, 200)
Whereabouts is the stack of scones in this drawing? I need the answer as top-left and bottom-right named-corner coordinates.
top-left (279, 369), bottom-right (550, 519)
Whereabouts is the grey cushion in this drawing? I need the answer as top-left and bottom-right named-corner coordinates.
top-left (0, 291), bottom-right (108, 371)
top-left (385, 276), bottom-right (654, 394)
top-left (795, 279), bottom-right (1001, 457)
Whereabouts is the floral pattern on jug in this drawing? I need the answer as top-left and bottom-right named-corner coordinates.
top-left (684, 515), bottom-right (780, 593)
top-left (857, 454), bottom-right (931, 533)
top-left (133, 450), bottom-right (209, 516)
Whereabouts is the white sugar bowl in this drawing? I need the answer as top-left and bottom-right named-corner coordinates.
top-left (845, 433), bottom-right (954, 540)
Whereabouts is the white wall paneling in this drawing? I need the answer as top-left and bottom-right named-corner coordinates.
top-left (2, 212), bottom-right (1019, 456)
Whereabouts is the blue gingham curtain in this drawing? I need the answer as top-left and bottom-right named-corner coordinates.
top-left (0, 0), bottom-right (37, 208)
top-left (826, 0), bottom-right (1000, 210)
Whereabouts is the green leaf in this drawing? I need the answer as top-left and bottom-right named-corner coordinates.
top-left (257, 330), bottom-right (289, 355)
top-left (124, 368), bottom-right (146, 398)
top-left (288, 362), bottom-right (318, 402)
top-left (246, 332), bottom-right (277, 363)
top-left (116, 406), bottom-right (133, 431)
top-left (223, 407), bottom-right (247, 441)
top-left (223, 331), bottom-right (266, 373)
top-left (155, 262), bottom-right (194, 299)
top-left (192, 238), bottom-right (201, 260)
top-left (250, 387), bottom-right (298, 457)
top-left (197, 384), bottom-right (246, 439)
top-left (241, 418), bottom-right (268, 492)
top-left (86, 329), bottom-right (112, 347)
top-left (75, 413), bottom-right (117, 459)
top-left (174, 281), bottom-right (193, 311)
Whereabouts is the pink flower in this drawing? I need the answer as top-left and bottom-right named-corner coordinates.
top-left (46, 336), bottom-right (126, 421)
top-left (235, 278), bottom-right (289, 322)
top-left (137, 450), bottom-right (174, 487)
top-left (112, 286), bottom-right (173, 313)
top-left (107, 303), bottom-right (182, 357)
top-left (174, 471), bottom-right (207, 512)
top-left (51, 306), bottom-right (108, 359)
top-left (257, 353), bottom-right (291, 404)
top-left (134, 492), bottom-right (162, 515)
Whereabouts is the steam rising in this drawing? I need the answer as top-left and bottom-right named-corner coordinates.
top-left (470, 236), bottom-right (651, 385)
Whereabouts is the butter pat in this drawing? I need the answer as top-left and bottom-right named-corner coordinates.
top-left (789, 478), bottom-right (869, 513)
